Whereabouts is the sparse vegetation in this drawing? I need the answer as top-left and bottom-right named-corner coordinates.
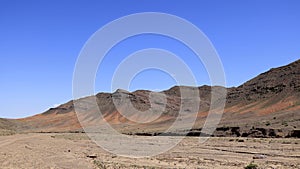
top-left (245, 162), bottom-right (258, 169)
top-left (265, 121), bottom-right (271, 126)
top-left (237, 139), bottom-right (245, 142)
top-left (52, 133), bottom-right (90, 140)
top-left (94, 160), bottom-right (106, 169)
top-left (282, 121), bottom-right (288, 127)
top-left (0, 129), bottom-right (16, 136)
top-left (282, 141), bottom-right (292, 144)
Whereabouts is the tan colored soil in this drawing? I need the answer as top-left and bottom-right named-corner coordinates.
top-left (0, 133), bottom-right (299, 169)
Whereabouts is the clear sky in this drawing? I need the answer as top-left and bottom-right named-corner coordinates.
top-left (1, 0), bottom-right (300, 118)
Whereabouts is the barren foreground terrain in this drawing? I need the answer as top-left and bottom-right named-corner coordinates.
top-left (0, 133), bottom-right (299, 169)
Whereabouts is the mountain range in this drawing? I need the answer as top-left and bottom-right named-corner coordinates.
top-left (1, 59), bottom-right (299, 138)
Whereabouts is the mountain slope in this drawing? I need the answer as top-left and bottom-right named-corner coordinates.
top-left (13, 59), bottom-right (300, 137)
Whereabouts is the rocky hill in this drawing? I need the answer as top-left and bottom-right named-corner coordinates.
top-left (5, 59), bottom-right (300, 138)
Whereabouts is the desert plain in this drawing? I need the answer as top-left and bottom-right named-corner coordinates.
top-left (0, 132), bottom-right (299, 169)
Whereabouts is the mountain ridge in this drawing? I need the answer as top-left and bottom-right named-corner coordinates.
top-left (1, 59), bottom-right (299, 137)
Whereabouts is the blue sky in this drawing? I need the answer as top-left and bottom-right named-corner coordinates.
top-left (1, 0), bottom-right (300, 118)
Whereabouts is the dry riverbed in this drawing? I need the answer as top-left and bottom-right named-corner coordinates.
top-left (0, 133), bottom-right (299, 169)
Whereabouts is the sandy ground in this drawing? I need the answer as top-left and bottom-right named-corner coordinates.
top-left (0, 133), bottom-right (299, 169)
